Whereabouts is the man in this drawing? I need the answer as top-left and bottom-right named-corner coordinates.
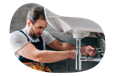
top-left (10, 6), bottom-right (97, 71)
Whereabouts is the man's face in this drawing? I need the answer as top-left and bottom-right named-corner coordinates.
top-left (29, 18), bottom-right (47, 39)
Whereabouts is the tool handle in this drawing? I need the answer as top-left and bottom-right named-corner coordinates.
top-left (86, 49), bottom-right (95, 53)
top-left (86, 48), bottom-right (101, 53)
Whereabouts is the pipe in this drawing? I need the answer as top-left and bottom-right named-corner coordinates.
top-left (75, 39), bottom-right (82, 70)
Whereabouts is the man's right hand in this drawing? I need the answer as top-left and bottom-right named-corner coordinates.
top-left (69, 45), bottom-right (98, 60)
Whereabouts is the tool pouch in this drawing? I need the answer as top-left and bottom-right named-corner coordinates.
top-left (28, 63), bottom-right (51, 73)
top-left (45, 66), bottom-right (51, 73)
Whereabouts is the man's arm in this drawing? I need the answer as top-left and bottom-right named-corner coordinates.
top-left (17, 40), bottom-right (97, 63)
top-left (48, 39), bottom-right (98, 56)
top-left (48, 39), bottom-right (76, 51)
top-left (17, 42), bottom-right (76, 63)
top-left (48, 39), bottom-right (86, 51)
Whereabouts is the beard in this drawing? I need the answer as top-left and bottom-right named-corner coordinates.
top-left (29, 28), bottom-right (41, 39)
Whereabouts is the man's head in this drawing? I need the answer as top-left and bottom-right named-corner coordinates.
top-left (26, 6), bottom-right (47, 39)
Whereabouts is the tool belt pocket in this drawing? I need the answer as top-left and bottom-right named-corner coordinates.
top-left (23, 62), bottom-right (51, 72)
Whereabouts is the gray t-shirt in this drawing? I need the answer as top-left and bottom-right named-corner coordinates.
top-left (10, 29), bottom-right (55, 58)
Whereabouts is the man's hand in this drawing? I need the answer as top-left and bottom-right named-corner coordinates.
top-left (69, 45), bottom-right (98, 60)
top-left (81, 45), bottom-right (98, 56)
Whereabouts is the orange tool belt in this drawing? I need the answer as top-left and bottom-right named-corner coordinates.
top-left (22, 62), bottom-right (51, 73)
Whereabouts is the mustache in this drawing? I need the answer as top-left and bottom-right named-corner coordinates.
top-left (31, 33), bottom-right (41, 38)
top-left (36, 33), bottom-right (41, 35)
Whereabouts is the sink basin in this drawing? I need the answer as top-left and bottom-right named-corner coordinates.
top-left (44, 8), bottom-right (103, 38)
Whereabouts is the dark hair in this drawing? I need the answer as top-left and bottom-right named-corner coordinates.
top-left (26, 6), bottom-right (45, 24)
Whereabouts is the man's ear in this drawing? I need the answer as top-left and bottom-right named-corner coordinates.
top-left (27, 20), bottom-right (32, 27)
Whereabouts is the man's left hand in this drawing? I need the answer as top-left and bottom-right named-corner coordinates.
top-left (81, 45), bottom-right (98, 56)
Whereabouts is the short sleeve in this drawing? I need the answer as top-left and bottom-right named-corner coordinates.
top-left (10, 31), bottom-right (28, 53)
top-left (43, 30), bottom-right (55, 45)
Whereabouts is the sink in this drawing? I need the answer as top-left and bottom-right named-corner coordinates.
top-left (44, 8), bottom-right (104, 70)
top-left (44, 8), bottom-right (103, 38)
